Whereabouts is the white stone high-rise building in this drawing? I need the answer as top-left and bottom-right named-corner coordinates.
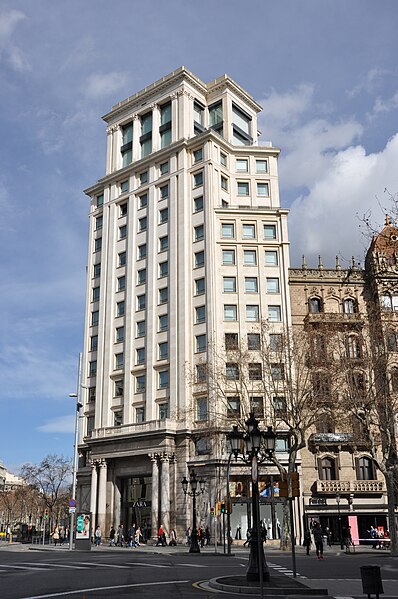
top-left (78, 67), bottom-right (291, 541)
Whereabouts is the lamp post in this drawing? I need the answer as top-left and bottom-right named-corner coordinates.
top-left (227, 414), bottom-right (276, 584)
top-left (181, 469), bottom-right (206, 553)
top-left (336, 493), bottom-right (343, 550)
top-left (69, 392), bottom-right (82, 551)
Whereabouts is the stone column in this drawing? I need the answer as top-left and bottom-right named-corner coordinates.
top-left (97, 459), bottom-right (107, 533)
top-left (113, 478), bottom-right (121, 530)
top-left (89, 461), bottom-right (98, 529)
top-left (160, 453), bottom-right (171, 535)
top-left (150, 454), bottom-right (159, 542)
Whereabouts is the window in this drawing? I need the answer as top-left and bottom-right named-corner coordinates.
top-left (309, 297), bottom-right (322, 313)
top-left (121, 122), bottom-right (133, 166)
top-left (195, 305), bottom-right (206, 323)
top-left (159, 261), bottom-right (168, 278)
top-left (93, 263), bottom-right (101, 278)
top-left (136, 374), bottom-right (146, 393)
top-left (222, 249), bottom-right (235, 265)
top-left (95, 215), bottom-right (103, 230)
top-left (158, 314), bottom-right (168, 332)
top-left (115, 352), bottom-right (124, 369)
top-left (137, 268), bottom-right (146, 285)
top-left (242, 224), bottom-right (255, 238)
top-left (273, 396), bottom-right (286, 418)
top-left (159, 401), bottom-right (169, 419)
top-left (117, 276), bottom-right (126, 292)
top-left (195, 278), bottom-right (205, 295)
top-left (249, 363), bottom-right (262, 380)
top-left (194, 224), bottom-right (204, 241)
top-left (140, 171), bottom-right (148, 185)
top-left (236, 158), bottom-right (248, 172)
top-left (246, 305), bottom-right (259, 322)
top-left (267, 278), bottom-right (280, 294)
top-left (343, 298), bottom-right (357, 314)
top-left (195, 250), bottom-right (205, 268)
top-left (193, 101), bottom-right (205, 132)
top-left (265, 250), bottom-right (278, 266)
top-left (269, 333), bottom-right (282, 352)
top-left (194, 196), bottom-right (203, 212)
top-left (248, 333), bottom-right (260, 350)
top-left (251, 396), bottom-right (264, 418)
top-left (140, 112), bottom-right (152, 157)
top-left (226, 363), bottom-right (239, 380)
top-left (120, 180), bottom-right (129, 194)
top-left (223, 277), bottom-right (236, 293)
top-left (138, 244), bottom-right (147, 260)
top-left (275, 436), bottom-right (289, 452)
top-left (232, 103), bottom-right (252, 145)
top-left (90, 335), bottom-right (98, 351)
top-left (118, 252), bottom-right (126, 267)
top-left (138, 193), bottom-right (148, 209)
top-left (387, 330), bottom-right (398, 352)
top-left (138, 217), bottom-right (147, 232)
top-left (193, 148), bottom-right (203, 163)
top-left (268, 305), bottom-right (281, 322)
top-left (136, 407), bottom-right (145, 423)
top-left (119, 225), bottom-right (127, 240)
top-left (271, 363), bottom-right (284, 380)
top-left (159, 208), bottom-right (168, 224)
top-left (196, 364), bottom-right (207, 382)
top-left (115, 380), bottom-right (123, 397)
top-left (116, 326), bottom-right (125, 343)
top-left (136, 320), bottom-right (146, 337)
top-left (220, 152), bottom-right (227, 167)
top-left (256, 160), bottom-right (268, 173)
top-left (225, 333), bottom-right (238, 350)
top-left (193, 172), bottom-right (203, 187)
top-left (117, 301), bottom-right (125, 317)
top-left (381, 294), bottom-right (398, 311)
top-left (346, 335), bottom-right (361, 359)
top-left (96, 193), bottom-right (104, 207)
top-left (114, 411), bottom-right (123, 427)
top-left (92, 286), bottom-right (100, 302)
top-left (221, 175), bottom-right (228, 191)
top-left (159, 370), bottom-right (169, 389)
top-left (160, 161), bottom-right (169, 175)
top-left (137, 294), bottom-right (146, 311)
top-left (238, 182), bottom-right (249, 196)
top-left (88, 386), bottom-right (96, 402)
top-left (87, 415), bottom-right (95, 435)
top-left (264, 224), bottom-right (276, 240)
top-left (159, 235), bottom-right (168, 252)
top-left (245, 277), bottom-right (258, 293)
top-left (209, 101), bottom-right (223, 133)
top-left (160, 102), bottom-right (172, 148)
top-left (244, 250), bottom-right (257, 265)
top-left (89, 360), bottom-right (97, 376)
top-left (160, 184), bottom-right (169, 201)
top-left (158, 342), bottom-right (168, 360)
top-left (227, 397), bottom-right (240, 418)
top-left (196, 397), bottom-right (208, 421)
top-left (257, 182), bottom-right (269, 197)
top-left (196, 334), bottom-right (207, 353)
top-left (313, 372), bottom-right (331, 400)
top-left (222, 223), bottom-right (234, 238)
top-left (224, 304), bottom-right (237, 321)
top-left (159, 287), bottom-right (168, 304)
top-left (120, 202), bottom-right (128, 217)
top-left (320, 457), bottom-right (337, 481)
top-left (94, 237), bottom-right (102, 252)
top-left (357, 456), bottom-right (375, 480)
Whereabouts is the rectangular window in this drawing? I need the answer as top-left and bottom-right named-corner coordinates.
top-left (264, 224), bottom-right (276, 240)
top-left (242, 224), bottom-right (255, 238)
top-left (226, 363), bottom-right (239, 380)
top-left (89, 386), bottom-right (96, 402)
top-left (87, 415), bottom-right (95, 435)
top-left (140, 112), bottom-right (152, 157)
top-left (222, 223), bottom-right (234, 238)
top-left (121, 122), bottom-right (133, 166)
top-left (120, 180), bottom-right (129, 194)
top-left (138, 244), bottom-right (147, 260)
top-left (194, 225), bottom-right (204, 241)
top-left (116, 326), bottom-right (125, 343)
top-left (249, 363), bottom-right (262, 380)
top-left (158, 342), bottom-right (168, 360)
top-left (195, 250), bottom-right (205, 268)
top-left (96, 193), bottom-right (104, 207)
top-left (138, 193), bottom-right (148, 209)
top-left (136, 320), bottom-right (146, 337)
top-left (245, 277), bottom-right (258, 293)
top-left (160, 184), bottom-right (169, 200)
top-left (220, 152), bottom-right (227, 167)
top-left (222, 249), bottom-right (235, 265)
top-left (194, 101), bottom-right (205, 132)
top-left (114, 411), bottom-right (123, 427)
top-left (138, 217), bottom-right (147, 232)
top-left (117, 301), bottom-right (125, 317)
top-left (159, 261), bottom-right (168, 278)
top-left (195, 278), bottom-right (205, 295)
top-left (221, 175), bottom-right (228, 191)
top-left (117, 276), bottom-right (126, 292)
top-left (159, 287), bottom-right (168, 304)
top-left (236, 158), bottom-right (248, 172)
top-left (140, 171), bottom-right (148, 185)
top-left (196, 364), bottom-right (207, 383)
top-left (223, 277), bottom-right (237, 293)
top-left (115, 352), bottom-right (124, 369)
top-left (193, 171), bottom-right (203, 188)
top-left (227, 397), bottom-right (240, 418)
top-left (159, 401), bottom-right (169, 419)
top-left (137, 268), bottom-right (146, 285)
top-left (92, 311), bottom-right (99, 326)
top-left (225, 333), bottom-right (238, 350)
top-left (209, 101), bottom-right (223, 132)
top-left (119, 225), bottom-right (127, 240)
top-left (257, 182), bottom-right (269, 197)
top-left (137, 294), bottom-right (146, 311)
top-left (268, 305), bottom-right (281, 322)
top-left (224, 304), bottom-right (237, 321)
top-left (248, 333), bottom-right (260, 350)
top-left (195, 305), bottom-right (206, 323)
top-left (246, 305), bottom-right (259, 322)
top-left (196, 397), bottom-right (208, 421)
top-left (95, 215), bottom-right (103, 230)
top-left (160, 102), bottom-right (172, 148)
top-left (136, 347), bottom-right (145, 365)
top-left (158, 314), bottom-right (168, 332)
top-left (159, 208), bottom-right (168, 224)
top-left (196, 334), bottom-right (207, 353)
top-left (265, 250), bottom-right (278, 265)
top-left (237, 182), bottom-right (250, 196)
top-left (273, 396), bottom-right (286, 418)
top-left (118, 252), bottom-right (126, 267)
top-left (136, 374), bottom-right (146, 393)
top-left (271, 363), bottom-right (285, 381)
top-left (269, 333), bottom-right (283, 352)
top-left (93, 263), bottom-right (101, 278)
top-left (193, 148), bottom-right (203, 163)
top-left (159, 370), bottom-right (169, 389)
top-left (251, 396), bottom-right (264, 418)
top-left (267, 278), bottom-right (280, 293)
top-left (94, 237), bottom-right (102, 252)
top-left (136, 407), bottom-right (145, 423)
top-left (159, 236), bottom-right (168, 252)
top-left (120, 203), bottom-right (128, 216)
top-left (90, 335), bottom-right (98, 351)
top-left (256, 160), bottom-right (268, 173)
top-left (194, 196), bottom-right (203, 212)
top-left (160, 161), bottom-right (169, 175)
top-left (243, 250), bottom-right (257, 265)
top-left (89, 360), bottom-right (97, 376)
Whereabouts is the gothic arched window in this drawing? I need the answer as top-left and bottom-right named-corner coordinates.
top-left (309, 297), bottom-right (323, 314)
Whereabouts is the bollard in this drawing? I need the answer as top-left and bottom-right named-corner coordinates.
top-left (360, 565), bottom-right (384, 598)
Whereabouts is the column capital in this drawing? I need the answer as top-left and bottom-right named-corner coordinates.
top-left (89, 459), bottom-right (98, 468)
top-left (106, 124), bottom-right (119, 134)
top-left (148, 453), bottom-right (159, 463)
top-left (98, 458), bottom-right (107, 468)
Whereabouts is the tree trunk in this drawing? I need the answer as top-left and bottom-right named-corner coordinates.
top-left (385, 470), bottom-right (398, 556)
top-left (280, 500), bottom-right (290, 550)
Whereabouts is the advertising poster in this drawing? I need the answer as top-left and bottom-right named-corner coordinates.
top-left (76, 513), bottom-right (91, 540)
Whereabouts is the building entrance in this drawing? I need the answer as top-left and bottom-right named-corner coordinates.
top-left (121, 476), bottom-right (152, 542)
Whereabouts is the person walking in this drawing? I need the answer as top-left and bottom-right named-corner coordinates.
top-left (169, 528), bottom-right (177, 546)
top-left (303, 529), bottom-right (312, 555)
top-left (117, 524), bottom-right (124, 547)
top-left (135, 526), bottom-right (142, 546)
top-left (94, 526), bottom-right (101, 547)
top-left (156, 525), bottom-right (165, 546)
top-left (312, 522), bottom-right (324, 560)
top-left (53, 527), bottom-right (60, 547)
top-left (109, 525), bottom-right (116, 546)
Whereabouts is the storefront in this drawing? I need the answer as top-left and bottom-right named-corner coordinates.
top-left (121, 476), bottom-right (152, 541)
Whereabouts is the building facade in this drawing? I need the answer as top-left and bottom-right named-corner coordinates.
top-left (77, 68), bottom-right (291, 541)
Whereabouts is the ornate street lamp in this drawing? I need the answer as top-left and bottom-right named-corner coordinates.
top-left (227, 414), bottom-right (276, 583)
top-left (181, 469), bottom-right (206, 553)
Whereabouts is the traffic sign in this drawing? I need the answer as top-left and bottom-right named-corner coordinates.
top-left (69, 499), bottom-right (77, 508)
top-left (69, 507), bottom-right (76, 514)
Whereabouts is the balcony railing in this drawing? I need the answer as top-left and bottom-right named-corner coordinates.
top-left (87, 418), bottom-right (186, 440)
top-left (315, 480), bottom-right (385, 494)
top-left (305, 313), bottom-right (363, 325)
top-left (309, 432), bottom-right (370, 448)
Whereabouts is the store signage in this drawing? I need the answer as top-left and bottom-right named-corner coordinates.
top-left (309, 498), bottom-right (327, 505)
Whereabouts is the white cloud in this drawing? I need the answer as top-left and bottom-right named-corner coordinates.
top-left (37, 415), bottom-right (75, 434)
top-left (0, 9), bottom-right (30, 71)
top-left (83, 72), bottom-right (127, 99)
top-left (372, 91), bottom-right (398, 116)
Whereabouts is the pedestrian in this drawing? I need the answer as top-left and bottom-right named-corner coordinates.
top-left (128, 524), bottom-right (137, 547)
top-left (117, 524), bottom-right (124, 546)
top-left (156, 524), bottom-right (165, 546)
top-left (94, 525), bottom-right (101, 546)
top-left (169, 529), bottom-right (177, 546)
top-left (235, 525), bottom-right (242, 540)
top-left (6, 524), bottom-right (10, 542)
top-left (344, 526), bottom-right (353, 551)
top-left (205, 526), bottom-right (211, 546)
top-left (109, 525), bottom-right (116, 546)
top-left (325, 527), bottom-right (332, 547)
top-left (53, 527), bottom-right (59, 546)
top-left (135, 526), bottom-right (141, 546)
top-left (312, 522), bottom-right (324, 560)
top-left (303, 529), bottom-right (312, 556)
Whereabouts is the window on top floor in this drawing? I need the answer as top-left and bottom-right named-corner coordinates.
top-left (121, 122), bottom-right (133, 167)
top-left (160, 102), bottom-right (172, 148)
top-left (209, 101), bottom-right (223, 135)
top-left (193, 101), bottom-right (205, 134)
top-left (140, 112), bottom-right (152, 157)
top-left (232, 104), bottom-right (252, 145)
top-left (96, 193), bottom-right (104, 207)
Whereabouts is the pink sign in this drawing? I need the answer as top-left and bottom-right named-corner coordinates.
top-left (348, 515), bottom-right (359, 545)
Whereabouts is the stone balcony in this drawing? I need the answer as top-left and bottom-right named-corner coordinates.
top-left (315, 479), bottom-right (385, 494)
top-left (305, 312), bottom-right (363, 326)
top-left (87, 418), bottom-right (186, 440)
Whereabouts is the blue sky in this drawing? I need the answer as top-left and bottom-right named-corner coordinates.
top-left (1, 0), bottom-right (398, 471)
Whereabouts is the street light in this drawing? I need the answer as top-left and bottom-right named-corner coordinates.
top-left (181, 469), bottom-right (206, 553)
top-left (227, 414), bottom-right (276, 584)
top-left (336, 493), bottom-right (343, 550)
